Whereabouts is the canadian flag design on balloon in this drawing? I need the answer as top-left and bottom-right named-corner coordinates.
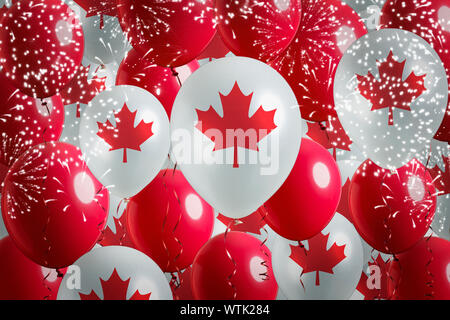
top-left (356, 51), bottom-right (427, 126)
top-left (290, 233), bottom-right (346, 286)
top-left (96, 103), bottom-right (154, 163)
top-left (195, 82), bottom-right (277, 168)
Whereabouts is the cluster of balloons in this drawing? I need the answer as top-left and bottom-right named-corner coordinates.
top-left (0, 0), bottom-right (448, 301)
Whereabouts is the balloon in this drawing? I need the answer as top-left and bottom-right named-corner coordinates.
top-left (0, 237), bottom-right (66, 300)
top-left (271, 0), bottom-right (367, 122)
top-left (197, 32), bottom-right (231, 64)
top-left (349, 159), bottom-right (437, 254)
top-left (334, 29), bottom-right (448, 169)
top-left (191, 231), bottom-right (278, 300)
top-left (70, 3), bottom-right (129, 65)
top-left (116, 48), bottom-right (199, 117)
top-left (380, 0), bottom-right (450, 143)
top-left (341, 0), bottom-right (385, 30)
top-left (57, 246), bottom-right (172, 300)
top-left (388, 237), bottom-right (450, 300)
top-left (0, 0), bottom-right (84, 98)
top-left (433, 194), bottom-right (450, 241)
top-left (1, 142), bottom-right (109, 268)
top-left (264, 139), bottom-right (341, 241)
top-left (126, 169), bottom-right (215, 273)
top-left (59, 62), bottom-right (116, 148)
top-left (79, 85), bottom-right (170, 199)
top-left (272, 213), bottom-right (363, 300)
top-left (215, 0), bottom-right (301, 63)
top-left (170, 56), bottom-right (302, 219)
top-left (117, 0), bottom-right (216, 68)
top-left (0, 72), bottom-right (64, 183)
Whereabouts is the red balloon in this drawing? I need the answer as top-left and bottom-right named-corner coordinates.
top-left (126, 169), bottom-right (215, 273)
top-left (271, 0), bottom-right (367, 121)
top-left (349, 159), bottom-right (436, 254)
top-left (380, 0), bottom-right (450, 143)
top-left (388, 237), bottom-right (450, 300)
top-left (196, 32), bottom-right (231, 62)
top-left (215, 0), bottom-right (301, 63)
top-left (116, 49), bottom-right (199, 117)
top-left (117, 0), bottom-right (216, 68)
top-left (0, 237), bottom-right (66, 300)
top-left (191, 231), bottom-right (278, 300)
top-left (1, 142), bottom-right (109, 268)
top-left (0, 72), bottom-right (64, 183)
top-left (264, 139), bottom-right (341, 241)
top-left (0, 0), bottom-right (84, 98)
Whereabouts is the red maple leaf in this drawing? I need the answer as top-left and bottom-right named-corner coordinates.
top-left (356, 254), bottom-right (392, 300)
top-left (195, 82), bottom-right (277, 168)
top-left (60, 64), bottom-right (106, 118)
top-left (428, 156), bottom-right (450, 195)
top-left (170, 267), bottom-right (194, 300)
top-left (306, 116), bottom-right (352, 159)
top-left (336, 178), bottom-right (353, 224)
top-left (99, 213), bottom-right (134, 248)
top-left (217, 210), bottom-right (267, 235)
top-left (356, 50), bottom-right (427, 126)
top-left (96, 103), bottom-right (153, 163)
top-left (74, 0), bottom-right (119, 28)
top-left (79, 269), bottom-right (151, 300)
top-left (289, 233), bottom-right (346, 286)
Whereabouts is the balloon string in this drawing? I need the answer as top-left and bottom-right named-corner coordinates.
top-left (257, 205), bottom-right (270, 281)
top-left (94, 185), bottom-right (114, 244)
top-left (297, 241), bottom-right (307, 292)
top-left (318, 119), bottom-right (336, 160)
top-left (224, 220), bottom-right (238, 300)
top-left (379, 167), bottom-right (401, 300)
top-left (160, 167), bottom-right (184, 287)
top-left (42, 271), bottom-right (52, 300)
top-left (170, 67), bottom-right (182, 87)
top-left (41, 157), bottom-right (52, 267)
top-left (424, 234), bottom-right (435, 299)
top-left (116, 198), bottom-right (128, 246)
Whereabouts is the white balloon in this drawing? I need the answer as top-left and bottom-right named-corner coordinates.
top-left (334, 29), bottom-right (448, 169)
top-left (57, 246), bottom-right (172, 300)
top-left (79, 85), bottom-right (170, 198)
top-left (69, 3), bottom-right (130, 65)
top-left (170, 56), bottom-right (302, 218)
top-left (341, 0), bottom-right (386, 30)
top-left (272, 213), bottom-right (363, 300)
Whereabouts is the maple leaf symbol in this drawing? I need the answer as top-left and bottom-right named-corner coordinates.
top-left (170, 267), bottom-right (194, 300)
top-left (356, 50), bottom-right (427, 126)
top-left (74, 0), bottom-right (119, 29)
top-left (60, 64), bottom-right (106, 118)
top-left (289, 233), bottom-right (346, 286)
top-left (217, 210), bottom-right (267, 235)
top-left (96, 103), bottom-right (153, 163)
top-left (428, 156), bottom-right (450, 195)
top-left (356, 254), bottom-right (392, 300)
top-left (99, 213), bottom-right (134, 248)
top-left (336, 178), bottom-right (353, 224)
top-left (306, 116), bottom-right (352, 159)
top-left (79, 269), bottom-right (151, 300)
top-left (195, 82), bottom-right (277, 168)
